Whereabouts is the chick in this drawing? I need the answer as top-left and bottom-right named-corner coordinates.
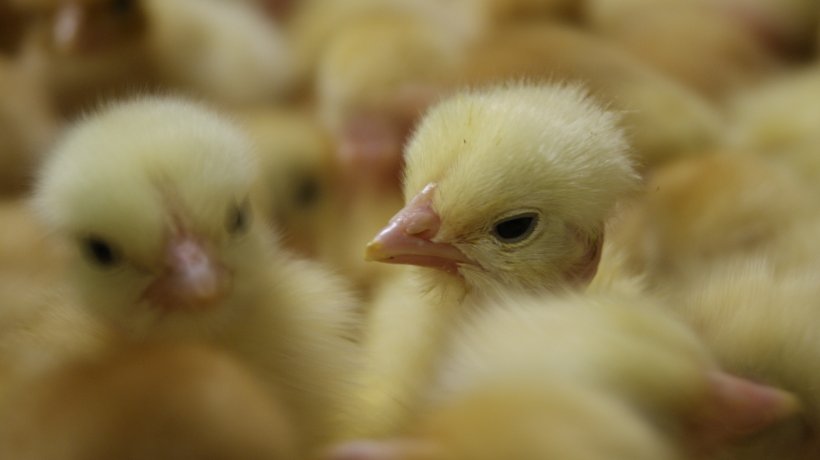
top-left (315, 11), bottom-right (460, 191)
top-left (237, 107), bottom-right (338, 258)
top-left (0, 198), bottom-right (67, 279)
top-left (727, 65), bottom-right (820, 190)
top-left (607, 150), bottom-right (818, 287)
top-left (705, 0), bottom-right (819, 59)
top-left (33, 97), bottom-right (360, 453)
top-left (456, 23), bottom-right (724, 170)
top-left (582, 0), bottom-right (776, 100)
top-left (16, 0), bottom-right (157, 117)
top-left (351, 83), bottom-right (640, 437)
top-left (17, 0), bottom-right (294, 117)
top-left (0, 55), bottom-right (59, 195)
top-left (330, 292), bottom-right (797, 460)
top-left (666, 257), bottom-right (820, 459)
top-left (0, 342), bottom-right (298, 460)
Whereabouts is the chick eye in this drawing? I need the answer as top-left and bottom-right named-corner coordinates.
top-left (227, 200), bottom-right (251, 236)
top-left (294, 175), bottom-right (321, 209)
top-left (81, 236), bottom-right (121, 268)
top-left (491, 213), bottom-right (539, 244)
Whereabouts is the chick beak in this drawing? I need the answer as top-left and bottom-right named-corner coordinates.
top-left (144, 236), bottom-right (230, 310)
top-left (53, 2), bottom-right (84, 54)
top-left (365, 183), bottom-right (469, 274)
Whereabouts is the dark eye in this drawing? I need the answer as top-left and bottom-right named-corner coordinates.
top-left (294, 175), bottom-right (320, 209)
top-left (492, 213), bottom-right (539, 244)
top-left (81, 236), bottom-right (121, 268)
top-left (109, 0), bottom-right (134, 14)
top-left (227, 200), bottom-right (251, 235)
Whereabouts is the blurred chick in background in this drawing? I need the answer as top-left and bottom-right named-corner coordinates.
top-left (456, 22), bottom-right (724, 171)
top-left (608, 150), bottom-right (819, 288)
top-left (0, 343), bottom-right (298, 460)
top-left (330, 292), bottom-right (797, 460)
top-left (667, 257), bottom-right (820, 459)
top-left (34, 97), bottom-right (360, 454)
top-left (727, 65), bottom-right (820, 189)
top-left (349, 83), bottom-right (639, 438)
top-left (15, 0), bottom-right (294, 117)
top-left (582, 0), bottom-right (777, 101)
top-left (0, 55), bottom-right (58, 195)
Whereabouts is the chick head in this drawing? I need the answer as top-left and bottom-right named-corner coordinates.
top-left (34, 96), bottom-right (272, 339)
top-left (366, 83), bottom-right (640, 295)
top-left (238, 108), bottom-right (337, 258)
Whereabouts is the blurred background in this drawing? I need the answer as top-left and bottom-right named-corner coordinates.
top-left (2, 0), bottom-right (820, 457)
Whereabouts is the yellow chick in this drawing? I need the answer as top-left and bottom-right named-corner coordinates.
top-left (329, 291), bottom-right (797, 460)
top-left (350, 83), bottom-right (640, 437)
top-left (16, 0), bottom-right (294, 117)
top-left (456, 23), bottom-right (725, 171)
top-left (582, 0), bottom-right (776, 101)
top-left (727, 65), bottom-right (820, 190)
top-left (33, 96), bottom-right (360, 454)
top-left (607, 150), bottom-right (818, 287)
top-left (704, 0), bottom-right (819, 58)
top-left (0, 342), bottom-right (298, 460)
top-left (236, 107), bottom-right (338, 258)
top-left (666, 257), bottom-right (820, 459)
top-left (0, 55), bottom-right (58, 195)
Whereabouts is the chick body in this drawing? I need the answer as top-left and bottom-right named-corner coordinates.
top-left (351, 83), bottom-right (640, 437)
top-left (34, 97), bottom-right (360, 453)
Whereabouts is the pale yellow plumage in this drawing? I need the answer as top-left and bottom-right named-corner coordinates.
top-left (34, 97), bottom-right (361, 454)
top-left (0, 343), bottom-right (298, 460)
top-left (350, 83), bottom-right (640, 438)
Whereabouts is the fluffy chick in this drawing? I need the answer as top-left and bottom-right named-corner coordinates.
top-left (17, 0), bottom-right (293, 117)
top-left (237, 107), bottom-right (338, 258)
top-left (582, 0), bottom-right (776, 100)
top-left (0, 343), bottom-right (297, 460)
top-left (33, 97), bottom-right (360, 453)
top-left (666, 257), bottom-right (820, 459)
top-left (456, 23), bottom-right (724, 170)
top-left (330, 292), bottom-right (797, 460)
top-left (0, 55), bottom-right (58, 195)
top-left (727, 65), bottom-right (820, 190)
top-left (351, 83), bottom-right (640, 437)
top-left (607, 150), bottom-right (818, 287)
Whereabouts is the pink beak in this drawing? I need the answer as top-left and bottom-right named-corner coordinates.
top-left (365, 183), bottom-right (470, 274)
top-left (143, 235), bottom-right (230, 310)
top-left (53, 2), bottom-right (84, 54)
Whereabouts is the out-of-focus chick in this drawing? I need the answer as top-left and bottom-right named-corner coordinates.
top-left (237, 107), bottom-right (338, 258)
top-left (727, 66), bottom-right (820, 189)
top-left (351, 83), bottom-right (639, 437)
top-left (33, 97), bottom-right (360, 453)
top-left (666, 257), bottom-right (820, 459)
top-left (0, 343), bottom-right (297, 460)
top-left (17, 0), bottom-right (293, 117)
top-left (608, 150), bottom-right (818, 287)
top-left (0, 56), bottom-right (58, 195)
top-left (705, 0), bottom-right (819, 59)
top-left (238, 108), bottom-right (399, 306)
top-left (0, 198), bottom-right (67, 279)
top-left (330, 292), bottom-right (797, 460)
top-left (316, 12), bottom-right (460, 191)
top-left (582, 0), bottom-right (776, 101)
top-left (148, 0), bottom-right (295, 107)
top-left (457, 23), bottom-right (724, 170)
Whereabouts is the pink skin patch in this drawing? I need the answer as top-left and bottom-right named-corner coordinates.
top-left (142, 234), bottom-right (230, 311)
top-left (365, 183), bottom-right (471, 275)
top-left (690, 371), bottom-right (800, 455)
top-left (53, 2), bottom-right (84, 53)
